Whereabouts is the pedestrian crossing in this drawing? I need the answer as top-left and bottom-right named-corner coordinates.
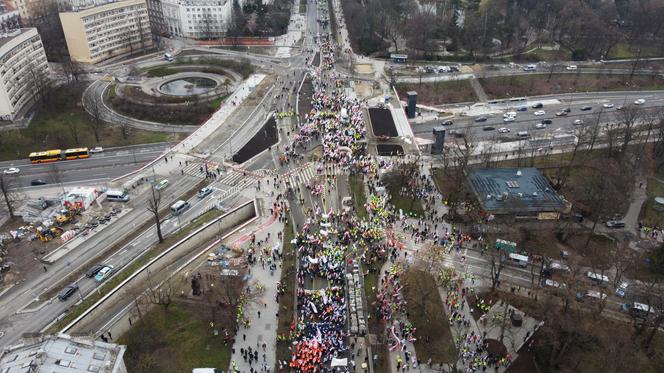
top-left (181, 161), bottom-right (220, 179)
top-left (283, 163), bottom-right (347, 187)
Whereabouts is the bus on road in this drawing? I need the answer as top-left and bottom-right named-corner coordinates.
top-left (28, 148), bottom-right (90, 163)
top-left (64, 147), bottom-right (90, 160)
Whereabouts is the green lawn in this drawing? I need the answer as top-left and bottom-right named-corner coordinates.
top-left (402, 269), bottom-right (456, 365)
top-left (119, 303), bottom-right (231, 372)
top-left (0, 84), bottom-right (180, 162)
top-left (349, 174), bottom-right (368, 219)
top-left (608, 43), bottom-right (662, 59)
top-left (384, 174), bottom-right (424, 217)
top-left (640, 178), bottom-right (664, 227)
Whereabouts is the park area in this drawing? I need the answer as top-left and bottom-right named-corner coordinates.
top-left (479, 73), bottom-right (664, 99)
top-left (119, 302), bottom-right (232, 372)
top-left (402, 269), bottom-right (456, 365)
top-left (0, 84), bottom-right (179, 161)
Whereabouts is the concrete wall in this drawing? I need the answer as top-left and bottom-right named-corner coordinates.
top-left (62, 199), bottom-right (257, 334)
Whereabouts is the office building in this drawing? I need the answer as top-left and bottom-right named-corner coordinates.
top-left (60, 0), bottom-right (153, 64)
top-left (162, 0), bottom-right (234, 39)
top-left (0, 27), bottom-right (49, 120)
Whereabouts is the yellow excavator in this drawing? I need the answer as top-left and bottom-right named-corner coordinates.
top-left (54, 206), bottom-right (80, 226)
top-left (35, 226), bottom-right (64, 242)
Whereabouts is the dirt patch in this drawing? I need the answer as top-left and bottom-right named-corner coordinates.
top-left (232, 116), bottom-right (278, 164)
top-left (468, 292), bottom-right (501, 321)
top-left (355, 64), bottom-right (373, 74)
top-left (354, 81), bottom-right (374, 98)
top-left (368, 108), bottom-right (398, 137)
top-left (376, 144), bottom-right (403, 156)
top-left (396, 80), bottom-right (477, 105)
top-left (480, 73), bottom-right (664, 99)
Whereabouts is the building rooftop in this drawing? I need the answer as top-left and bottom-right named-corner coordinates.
top-left (0, 333), bottom-right (126, 373)
top-left (0, 28), bottom-right (33, 50)
top-left (468, 168), bottom-right (566, 214)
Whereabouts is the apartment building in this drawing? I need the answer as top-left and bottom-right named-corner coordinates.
top-left (0, 333), bottom-right (127, 372)
top-left (0, 1), bottom-right (20, 32)
top-left (146, 0), bottom-right (166, 36)
top-left (162, 0), bottom-right (234, 39)
top-left (0, 27), bottom-right (49, 120)
top-left (60, 0), bottom-right (153, 64)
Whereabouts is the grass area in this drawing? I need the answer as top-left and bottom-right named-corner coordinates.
top-left (515, 47), bottom-right (572, 62)
top-left (349, 174), bottom-right (368, 219)
top-left (146, 66), bottom-right (177, 77)
top-left (275, 219), bottom-right (296, 372)
top-left (175, 57), bottom-right (256, 79)
top-left (0, 84), bottom-right (180, 161)
top-left (396, 80), bottom-right (477, 105)
top-left (402, 269), bottom-right (456, 365)
top-left (384, 171), bottom-right (425, 217)
top-left (107, 84), bottom-right (117, 100)
top-left (640, 178), bottom-right (664, 227)
top-left (480, 74), bottom-right (664, 99)
top-left (119, 303), bottom-right (231, 372)
top-left (607, 43), bottom-right (662, 59)
top-left (48, 208), bottom-right (224, 332)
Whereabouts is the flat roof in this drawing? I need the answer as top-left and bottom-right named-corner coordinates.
top-left (0, 333), bottom-right (125, 372)
top-left (0, 28), bottom-right (33, 49)
top-left (468, 168), bottom-right (566, 214)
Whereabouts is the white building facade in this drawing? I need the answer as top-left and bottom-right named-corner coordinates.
top-left (162, 0), bottom-right (234, 39)
top-left (0, 27), bottom-right (48, 120)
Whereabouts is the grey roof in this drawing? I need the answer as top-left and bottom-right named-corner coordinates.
top-left (468, 168), bottom-right (565, 214)
top-left (0, 333), bottom-right (126, 373)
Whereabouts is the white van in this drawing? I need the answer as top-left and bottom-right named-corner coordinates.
top-left (164, 53), bottom-right (174, 61)
top-left (517, 131), bottom-right (529, 137)
top-left (106, 189), bottom-right (129, 202)
top-left (523, 64), bottom-right (537, 71)
top-left (170, 200), bottom-right (190, 216)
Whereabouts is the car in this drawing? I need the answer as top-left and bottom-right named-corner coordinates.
top-left (94, 265), bottom-right (114, 282)
top-left (30, 179), bottom-right (47, 186)
top-left (523, 64), bottom-right (537, 71)
top-left (532, 103), bottom-right (544, 109)
top-left (516, 107), bottom-right (528, 112)
top-left (86, 264), bottom-right (104, 278)
top-left (616, 282), bottom-right (629, 298)
top-left (606, 220), bottom-right (626, 228)
top-left (3, 167), bottom-right (19, 175)
top-left (58, 284), bottom-right (79, 301)
top-left (155, 179), bottom-right (170, 191)
top-left (498, 127), bottom-right (510, 133)
top-left (562, 107), bottom-right (571, 113)
top-left (441, 120), bottom-right (453, 126)
top-left (474, 116), bottom-right (488, 122)
top-left (634, 98), bottom-right (646, 105)
top-left (89, 146), bottom-right (104, 153)
top-left (198, 187), bottom-right (213, 198)
top-left (573, 119), bottom-right (584, 125)
top-left (483, 126), bottom-right (495, 131)
top-left (503, 111), bottom-right (517, 118)
top-left (616, 105), bottom-right (624, 110)
top-left (603, 103), bottom-right (614, 108)
top-left (503, 116), bottom-right (515, 122)
top-left (580, 106), bottom-right (592, 111)
top-left (534, 110), bottom-right (545, 116)
top-left (542, 119), bottom-right (553, 124)
top-left (555, 111), bottom-right (568, 117)
top-left (566, 65), bottom-right (578, 70)
top-left (535, 123), bottom-right (547, 129)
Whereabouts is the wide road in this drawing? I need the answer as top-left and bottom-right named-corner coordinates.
top-left (413, 91), bottom-right (664, 140)
top-left (0, 143), bottom-right (172, 187)
top-left (0, 173), bottom-right (208, 348)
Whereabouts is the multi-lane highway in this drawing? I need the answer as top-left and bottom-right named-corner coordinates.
top-left (0, 143), bottom-right (172, 187)
top-left (413, 91), bottom-right (664, 140)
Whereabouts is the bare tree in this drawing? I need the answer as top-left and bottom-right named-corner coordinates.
top-left (146, 275), bottom-right (182, 310)
top-left (146, 184), bottom-right (164, 243)
top-left (0, 173), bottom-right (19, 218)
top-left (88, 97), bottom-right (104, 143)
top-left (616, 104), bottom-right (643, 154)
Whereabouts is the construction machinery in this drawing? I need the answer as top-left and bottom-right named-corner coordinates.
top-left (54, 206), bottom-right (80, 226)
top-left (35, 226), bottom-right (64, 242)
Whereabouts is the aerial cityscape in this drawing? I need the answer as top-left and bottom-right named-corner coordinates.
top-left (0, 0), bottom-right (663, 372)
